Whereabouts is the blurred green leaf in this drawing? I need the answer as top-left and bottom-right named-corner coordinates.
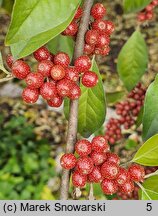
top-left (123, 0), bottom-right (152, 13)
top-left (125, 139), bottom-right (137, 150)
top-left (136, 106), bottom-right (144, 128)
top-left (1, 0), bottom-right (14, 13)
top-left (106, 91), bottom-right (125, 105)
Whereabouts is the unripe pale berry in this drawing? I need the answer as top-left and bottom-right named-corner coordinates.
top-left (75, 140), bottom-right (92, 157)
top-left (54, 52), bottom-right (70, 68)
top-left (76, 157), bottom-right (94, 175)
top-left (25, 72), bottom-right (44, 89)
top-left (60, 153), bottom-right (77, 170)
top-left (12, 60), bottom-right (30, 80)
top-left (82, 71), bottom-right (98, 88)
top-left (33, 46), bottom-right (50, 61)
top-left (22, 87), bottom-right (39, 104)
top-left (40, 82), bottom-right (57, 100)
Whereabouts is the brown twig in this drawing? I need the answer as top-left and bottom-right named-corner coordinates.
top-left (0, 75), bottom-right (13, 83)
top-left (60, 0), bottom-right (94, 200)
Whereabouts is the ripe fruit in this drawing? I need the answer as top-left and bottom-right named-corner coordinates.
top-left (96, 34), bottom-right (110, 48)
top-left (65, 67), bottom-right (79, 82)
top-left (62, 21), bottom-right (78, 36)
top-left (56, 79), bottom-right (73, 97)
top-left (54, 52), bottom-right (70, 68)
top-left (60, 153), bottom-right (77, 170)
top-left (50, 65), bottom-right (66, 81)
top-left (33, 46), bottom-right (50, 61)
top-left (85, 30), bottom-right (99, 45)
top-left (40, 82), bottom-right (57, 100)
top-left (6, 54), bottom-right (14, 68)
top-left (128, 164), bottom-right (145, 182)
top-left (90, 151), bottom-right (107, 165)
top-left (104, 21), bottom-right (115, 34)
top-left (91, 3), bottom-right (106, 19)
top-left (22, 87), bottom-right (39, 104)
top-left (74, 55), bottom-right (91, 73)
top-left (74, 6), bottom-right (83, 19)
top-left (101, 161), bottom-right (119, 179)
top-left (119, 181), bottom-right (135, 194)
top-left (37, 60), bottom-right (53, 77)
top-left (116, 167), bottom-right (130, 186)
top-left (101, 179), bottom-right (118, 195)
top-left (47, 95), bottom-right (63, 107)
top-left (75, 140), bottom-right (92, 156)
top-left (72, 171), bottom-right (87, 188)
top-left (92, 19), bottom-right (107, 33)
top-left (25, 72), bottom-right (44, 89)
top-left (12, 60), bottom-right (30, 79)
top-left (88, 166), bottom-right (102, 183)
top-left (82, 71), bottom-right (98, 87)
top-left (106, 152), bottom-right (120, 165)
top-left (84, 44), bottom-right (95, 55)
top-left (92, 136), bottom-right (110, 153)
top-left (69, 83), bottom-right (81, 100)
top-left (76, 157), bottom-right (94, 175)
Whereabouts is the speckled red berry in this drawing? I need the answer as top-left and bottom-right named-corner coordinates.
top-left (119, 180), bottom-right (134, 194)
top-left (22, 87), bottom-right (39, 104)
top-left (40, 82), bottom-right (57, 100)
top-left (101, 179), bottom-right (118, 195)
top-left (84, 44), bottom-right (95, 55)
top-left (75, 140), bottom-right (92, 157)
top-left (128, 164), bottom-right (145, 182)
top-left (85, 30), bottom-right (99, 45)
top-left (50, 65), bottom-right (66, 81)
top-left (33, 46), bottom-right (50, 61)
top-left (104, 21), bottom-right (115, 34)
top-left (101, 161), bottom-right (119, 179)
top-left (82, 71), bottom-right (98, 88)
top-left (6, 54), bottom-right (15, 68)
top-left (76, 157), bottom-right (94, 175)
top-left (37, 60), bottom-right (53, 77)
top-left (92, 136), bottom-right (110, 153)
top-left (116, 167), bottom-right (130, 186)
top-left (69, 84), bottom-right (81, 100)
top-left (74, 6), bottom-right (83, 19)
top-left (90, 151), bottom-right (107, 165)
top-left (62, 21), bottom-right (78, 36)
top-left (56, 79), bottom-right (73, 97)
top-left (96, 33), bottom-right (110, 48)
top-left (65, 67), bottom-right (79, 82)
top-left (12, 60), bottom-right (30, 79)
top-left (106, 152), bottom-right (120, 165)
top-left (91, 3), bottom-right (106, 19)
top-left (25, 72), bottom-right (44, 89)
top-left (60, 153), bottom-right (76, 170)
top-left (74, 55), bottom-right (91, 73)
top-left (72, 171), bottom-right (87, 188)
top-left (47, 95), bottom-right (63, 107)
top-left (88, 166), bottom-right (102, 183)
top-left (92, 19), bottom-right (107, 33)
top-left (54, 52), bottom-right (70, 68)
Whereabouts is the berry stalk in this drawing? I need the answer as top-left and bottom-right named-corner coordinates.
top-left (60, 0), bottom-right (94, 200)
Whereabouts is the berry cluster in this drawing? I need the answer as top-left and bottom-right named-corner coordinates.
top-left (105, 83), bottom-right (146, 145)
top-left (6, 47), bottom-right (98, 106)
top-left (62, 3), bottom-right (115, 56)
top-left (137, 0), bottom-right (158, 22)
top-left (60, 135), bottom-right (145, 195)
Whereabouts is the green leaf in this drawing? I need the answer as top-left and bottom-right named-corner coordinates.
top-left (136, 106), bottom-right (144, 128)
top-left (117, 30), bottom-right (148, 91)
top-left (47, 35), bottom-right (74, 60)
top-left (143, 75), bottom-right (158, 141)
top-left (125, 139), bottom-right (137, 150)
top-left (106, 91), bottom-right (125, 105)
top-left (0, 51), bottom-right (10, 74)
top-left (2, 0), bottom-right (14, 13)
top-left (64, 57), bottom-right (106, 138)
top-left (132, 134), bottom-right (158, 166)
top-left (139, 176), bottom-right (158, 200)
top-left (6, 0), bottom-right (81, 58)
top-left (123, 0), bottom-right (152, 13)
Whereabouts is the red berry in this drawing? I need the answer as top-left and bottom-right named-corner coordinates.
top-left (6, 54), bottom-right (14, 68)
top-left (146, 4), bottom-right (153, 11)
top-left (37, 60), bottom-right (53, 77)
top-left (101, 179), bottom-right (118, 195)
top-left (152, 0), bottom-right (158, 6)
top-left (69, 84), bottom-right (81, 100)
top-left (90, 151), bottom-right (107, 165)
top-left (47, 95), bottom-right (63, 107)
top-left (72, 171), bottom-right (87, 188)
top-left (62, 21), bottom-right (78, 36)
top-left (84, 44), bottom-right (95, 55)
top-left (104, 21), bottom-right (115, 34)
top-left (88, 166), bottom-right (102, 183)
top-left (82, 71), bottom-right (98, 88)
top-left (92, 19), bottom-right (107, 33)
top-left (115, 167), bottom-right (130, 186)
top-left (75, 140), bottom-right (92, 156)
top-left (25, 72), bottom-right (44, 89)
top-left (91, 3), bottom-right (106, 19)
top-left (33, 46), bottom-right (50, 61)
top-left (146, 11), bottom-right (154, 20)
top-left (12, 60), bottom-right (30, 79)
top-left (101, 161), bottom-right (119, 179)
top-left (56, 79), bottom-right (73, 97)
top-left (50, 65), bottom-right (66, 81)
top-left (76, 157), bottom-right (94, 175)
top-left (85, 30), bottom-right (99, 45)
top-left (106, 152), bottom-right (120, 165)
top-left (65, 67), bottom-right (79, 82)
top-left (48, 53), bottom-right (55, 62)
top-left (74, 6), bottom-right (83, 19)
top-left (92, 136), bottom-right (110, 153)
top-left (22, 87), bottom-right (39, 104)
top-left (128, 164), bottom-right (145, 182)
top-left (95, 46), bottom-right (110, 56)
top-left (54, 52), bottom-right (70, 68)
top-left (119, 181), bottom-right (134, 194)
top-left (74, 55), bottom-right (91, 73)
top-left (60, 153), bottom-right (76, 170)
top-left (40, 82), bottom-right (57, 100)
top-left (96, 33), bottom-right (110, 48)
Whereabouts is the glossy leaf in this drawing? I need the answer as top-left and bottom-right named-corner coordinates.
top-left (64, 57), bottom-right (106, 138)
top-left (123, 0), bottom-right (152, 13)
top-left (139, 176), bottom-right (158, 200)
top-left (143, 75), bottom-right (158, 141)
top-left (117, 30), bottom-right (148, 91)
top-left (132, 134), bottom-right (158, 166)
top-left (6, 0), bottom-right (80, 58)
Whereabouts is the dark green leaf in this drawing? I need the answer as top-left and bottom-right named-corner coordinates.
top-left (2, 0), bottom-right (14, 13)
top-left (123, 0), bottom-right (152, 13)
top-left (117, 30), bottom-right (148, 91)
top-left (143, 75), bottom-right (158, 141)
top-left (106, 91), bottom-right (125, 105)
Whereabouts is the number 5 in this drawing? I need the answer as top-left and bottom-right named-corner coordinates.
top-left (146, 203), bottom-right (152, 211)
